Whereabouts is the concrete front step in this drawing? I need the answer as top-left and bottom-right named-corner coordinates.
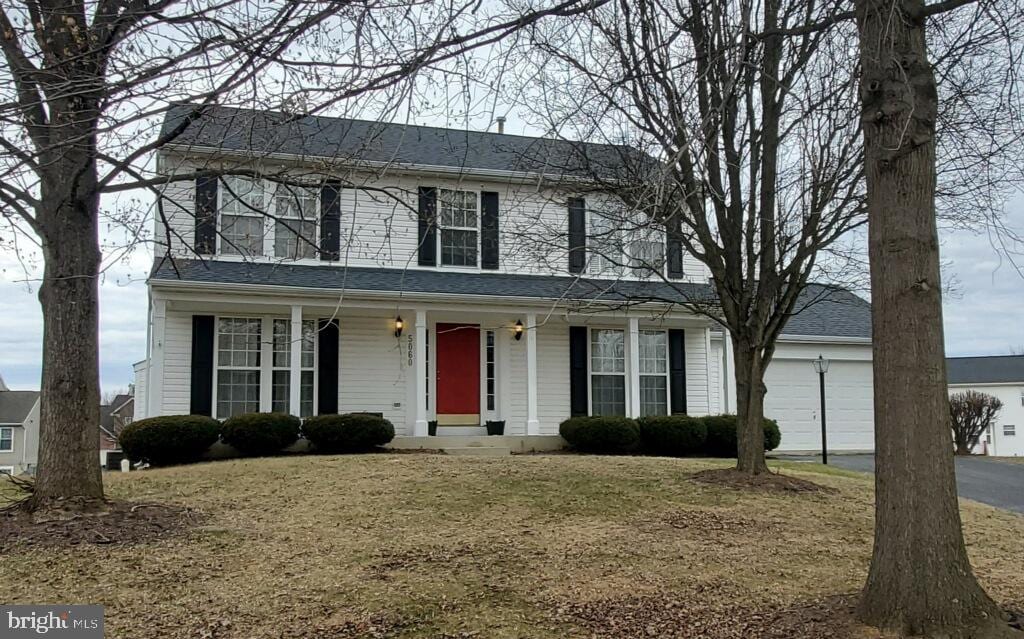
top-left (444, 446), bottom-right (512, 457)
top-left (388, 434), bottom-right (565, 453)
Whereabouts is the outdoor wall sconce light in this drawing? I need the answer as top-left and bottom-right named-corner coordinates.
top-left (514, 319), bottom-right (524, 341)
top-left (394, 316), bottom-right (404, 338)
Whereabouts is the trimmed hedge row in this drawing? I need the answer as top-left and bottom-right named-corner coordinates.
top-left (120, 412), bottom-right (395, 466)
top-left (559, 414), bottom-right (781, 458)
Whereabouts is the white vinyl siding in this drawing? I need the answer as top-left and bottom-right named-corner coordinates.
top-left (339, 315), bottom-right (408, 433)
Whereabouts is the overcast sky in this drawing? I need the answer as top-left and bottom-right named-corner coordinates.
top-left (1, 138), bottom-right (1022, 394)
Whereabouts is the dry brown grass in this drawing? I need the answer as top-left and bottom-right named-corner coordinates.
top-left (2, 455), bottom-right (1023, 638)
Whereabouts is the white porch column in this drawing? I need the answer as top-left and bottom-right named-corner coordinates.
top-left (414, 310), bottom-right (429, 436)
top-left (288, 305), bottom-right (303, 416)
top-left (148, 298), bottom-right (167, 417)
top-left (259, 317), bottom-right (273, 412)
top-left (704, 328), bottom-right (714, 415)
top-left (723, 330), bottom-right (737, 413)
top-left (525, 313), bottom-right (540, 434)
top-left (627, 317), bottom-right (641, 418)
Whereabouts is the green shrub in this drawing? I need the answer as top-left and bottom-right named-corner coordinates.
top-left (559, 416), bottom-right (640, 454)
top-left (302, 413), bottom-right (395, 452)
top-left (221, 412), bottom-right (301, 456)
top-left (702, 414), bottom-right (782, 457)
top-left (638, 415), bottom-right (708, 457)
top-left (763, 418), bottom-right (782, 451)
top-left (119, 415), bottom-right (220, 466)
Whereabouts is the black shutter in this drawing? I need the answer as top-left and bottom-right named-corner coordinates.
top-left (569, 326), bottom-right (589, 417)
top-left (320, 181), bottom-right (341, 261)
top-left (195, 177), bottom-right (218, 255)
top-left (568, 197), bottom-right (586, 274)
top-left (190, 315), bottom-right (215, 416)
top-left (317, 319), bottom-right (339, 414)
top-left (667, 230), bottom-right (684, 279)
top-left (481, 191), bottom-right (500, 269)
top-left (669, 329), bottom-right (687, 414)
top-left (418, 186), bottom-right (437, 266)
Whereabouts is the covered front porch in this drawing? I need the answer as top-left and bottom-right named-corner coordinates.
top-left (143, 286), bottom-right (716, 438)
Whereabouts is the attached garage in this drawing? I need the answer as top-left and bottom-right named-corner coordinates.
top-left (710, 285), bottom-right (875, 453)
top-left (764, 341), bottom-right (874, 453)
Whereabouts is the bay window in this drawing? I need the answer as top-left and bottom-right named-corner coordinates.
top-left (216, 318), bottom-right (262, 418)
top-left (271, 319), bottom-right (317, 416)
top-left (591, 329), bottom-right (626, 416)
top-left (438, 188), bottom-right (478, 267)
top-left (638, 330), bottom-right (669, 416)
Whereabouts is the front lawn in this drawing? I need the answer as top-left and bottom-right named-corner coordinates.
top-left (3, 455), bottom-right (1023, 638)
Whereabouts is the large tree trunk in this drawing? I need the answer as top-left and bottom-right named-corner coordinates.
top-left (733, 339), bottom-right (769, 475)
top-left (854, 0), bottom-right (1007, 635)
top-left (28, 120), bottom-right (105, 516)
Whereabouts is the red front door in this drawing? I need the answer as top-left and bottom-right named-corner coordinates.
top-left (436, 323), bottom-right (480, 423)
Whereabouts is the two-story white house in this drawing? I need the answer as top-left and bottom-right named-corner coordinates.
top-left (135, 105), bottom-right (876, 451)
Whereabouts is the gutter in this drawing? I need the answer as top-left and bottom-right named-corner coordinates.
top-left (148, 277), bottom-right (716, 318)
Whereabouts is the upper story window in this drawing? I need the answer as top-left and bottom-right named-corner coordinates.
top-left (220, 176), bottom-right (266, 257)
top-left (218, 177), bottom-right (319, 260)
top-left (588, 211), bottom-right (623, 277)
top-left (1005, 424), bottom-right (1017, 437)
top-left (273, 185), bottom-right (319, 260)
top-left (629, 230), bottom-right (666, 276)
top-left (438, 189), bottom-right (478, 267)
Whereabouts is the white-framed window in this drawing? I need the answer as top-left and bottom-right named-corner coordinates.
top-left (590, 329), bottom-right (626, 416)
top-left (485, 330), bottom-right (496, 412)
top-left (438, 188), bottom-right (479, 267)
top-left (215, 318), bottom-right (262, 419)
top-left (219, 176), bottom-right (267, 256)
top-left (271, 319), bottom-right (317, 417)
top-left (639, 330), bottom-right (669, 416)
top-left (588, 210), bottom-right (624, 276)
top-left (218, 177), bottom-right (320, 259)
top-left (0, 428), bottom-right (13, 452)
top-left (273, 185), bottom-right (319, 259)
top-left (1005, 424), bottom-right (1017, 437)
top-left (629, 232), bottom-right (666, 276)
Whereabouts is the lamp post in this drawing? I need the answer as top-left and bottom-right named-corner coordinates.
top-left (811, 354), bottom-right (830, 464)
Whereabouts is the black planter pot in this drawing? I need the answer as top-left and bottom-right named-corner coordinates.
top-left (428, 420), bottom-right (438, 436)
top-left (485, 420), bottom-right (505, 436)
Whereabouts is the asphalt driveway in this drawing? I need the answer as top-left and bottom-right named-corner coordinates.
top-left (787, 454), bottom-right (1024, 514)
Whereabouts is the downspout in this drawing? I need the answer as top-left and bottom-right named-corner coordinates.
top-left (144, 291), bottom-right (153, 419)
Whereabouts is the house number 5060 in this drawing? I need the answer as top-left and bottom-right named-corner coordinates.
top-left (407, 334), bottom-right (414, 366)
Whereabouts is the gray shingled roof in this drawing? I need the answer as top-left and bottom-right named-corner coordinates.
top-left (947, 355), bottom-right (1024, 385)
top-left (0, 390), bottom-right (39, 425)
top-left (160, 105), bottom-right (645, 179)
top-left (150, 259), bottom-right (871, 339)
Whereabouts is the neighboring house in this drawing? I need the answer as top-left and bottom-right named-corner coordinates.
top-left (136, 105), bottom-right (875, 452)
top-left (99, 392), bottom-right (134, 450)
top-left (0, 375), bottom-right (41, 475)
top-left (948, 355), bottom-right (1024, 457)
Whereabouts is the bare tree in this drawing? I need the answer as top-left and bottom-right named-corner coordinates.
top-left (0, 0), bottom-right (604, 517)
top-left (949, 390), bottom-right (1003, 455)
top-left (513, 0), bottom-right (866, 475)
top-left (852, 0), bottom-right (1023, 635)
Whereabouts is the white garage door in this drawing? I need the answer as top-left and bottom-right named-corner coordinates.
top-left (763, 359), bottom-right (875, 452)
